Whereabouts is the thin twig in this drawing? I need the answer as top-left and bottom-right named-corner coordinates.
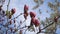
top-left (36, 31), bottom-right (56, 34)
top-left (7, 0), bottom-right (10, 11)
top-left (11, 13), bottom-right (23, 20)
top-left (41, 21), bottom-right (54, 30)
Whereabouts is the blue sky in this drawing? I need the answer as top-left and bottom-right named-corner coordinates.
top-left (2, 0), bottom-right (60, 34)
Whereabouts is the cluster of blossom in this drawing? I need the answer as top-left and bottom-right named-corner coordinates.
top-left (21, 4), bottom-right (41, 34)
top-left (0, 3), bottom-right (41, 34)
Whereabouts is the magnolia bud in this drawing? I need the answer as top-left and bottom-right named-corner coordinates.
top-left (34, 18), bottom-right (40, 27)
top-left (54, 16), bottom-right (58, 22)
top-left (31, 17), bottom-right (40, 27)
top-left (19, 30), bottom-right (23, 34)
top-left (9, 20), bottom-right (12, 24)
top-left (11, 8), bottom-right (16, 15)
top-left (0, 5), bottom-right (2, 11)
top-left (24, 4), bottom-right (29, 12)
top-left (30, 11), bottom-right (36, 18)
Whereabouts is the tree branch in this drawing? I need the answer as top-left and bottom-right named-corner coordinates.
top-left (41, 21), bottom-right (54, 30)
